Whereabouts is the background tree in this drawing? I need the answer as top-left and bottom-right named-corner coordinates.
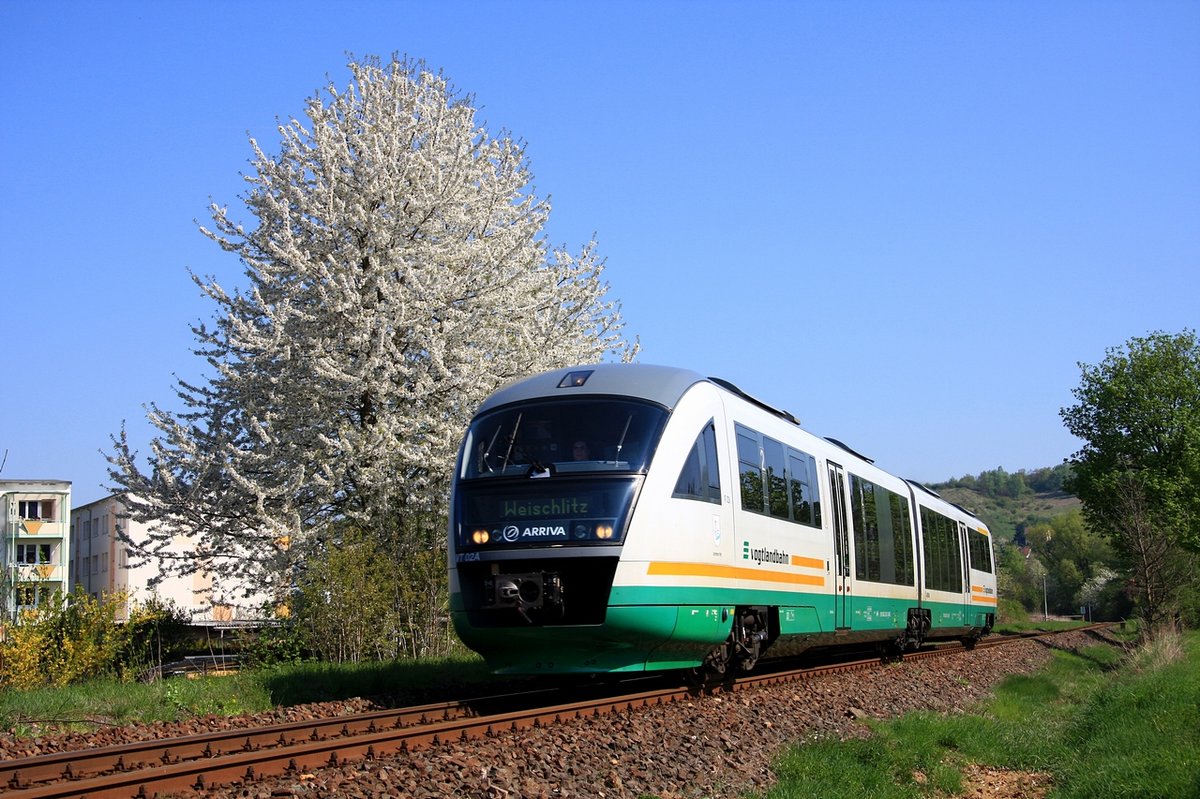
top-left (108, 55), bottom-right (638, 642)
top-left (993, 537), bottom-right (1042, 621)
top-left (1061, 329), bottom-right (1200, 636)
top-left (1023, 509), bottom-right (1116, 616)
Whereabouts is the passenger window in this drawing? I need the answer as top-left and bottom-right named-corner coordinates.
top-left (735, 422), bottom-right (822, 528)
top-left (673, 421), bottom-right (722, 504)
top-left (968, 529), bottom-right (993, 573)
top-left (787, 450), bottom-right (821, 529)
top-left (736, 427), bottom-right (764, 512)
top-left (848, 474), bottom-right (914, 586)
top-left (763, 437), bottom-right (788, 519)
top-left (920, 507), bottom-right (963, 592)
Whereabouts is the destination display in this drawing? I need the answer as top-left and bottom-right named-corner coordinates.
top-left (456, 479), bottom-right (638, 548)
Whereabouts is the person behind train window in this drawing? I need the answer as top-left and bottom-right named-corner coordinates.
top-left (572, 440), bottom-right (591, 461)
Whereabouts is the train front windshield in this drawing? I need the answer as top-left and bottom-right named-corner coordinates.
top-left (455, 399), bottom-right (668, 549)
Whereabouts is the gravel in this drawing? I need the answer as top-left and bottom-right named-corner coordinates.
top-left (0, 630), bottom-right (1121, 798)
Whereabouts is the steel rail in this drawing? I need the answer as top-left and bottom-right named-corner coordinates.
top-left (0, 624), bottom-right (1112, 799)
top-left (0, 698), bottom-right (480, 791)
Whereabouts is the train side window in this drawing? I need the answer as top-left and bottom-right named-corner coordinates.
top-left (736, 424), bottom-right (765, 512)
top-left (968, 529), bottom-right (993, 573)
top-left (763, 437), bottom-right (789, 519)
top-left (787, 449), bottom-right (821, 528)
top-left (735, 422), bottom-right (822, 528)
top-left (890, 491), bottom-right (915, 585)
top-left (920, 506), bottom-right (963, 592)
top-left (673, 421), bottom-right (722, 504)
top-left (849, 474), bottom-right (914, 585)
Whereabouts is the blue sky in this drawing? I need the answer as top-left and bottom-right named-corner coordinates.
top-left (2, 1), bottom-right (1196, 505)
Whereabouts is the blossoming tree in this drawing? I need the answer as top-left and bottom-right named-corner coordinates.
top-left (108, 56), bottom-right (637, 646)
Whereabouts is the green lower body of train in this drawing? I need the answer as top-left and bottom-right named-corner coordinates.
top-left (451, 582), bottom-right (994, 675)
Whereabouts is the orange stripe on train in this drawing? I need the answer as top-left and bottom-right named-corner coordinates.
top-left (648, 561), bottom-right (826, 587)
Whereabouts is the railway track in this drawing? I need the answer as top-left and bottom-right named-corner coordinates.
top-left (0, 625), bottom-right (1112, 799)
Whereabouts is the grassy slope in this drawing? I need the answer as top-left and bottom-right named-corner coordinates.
top-left (765, 631), bottom-right (1200, 799)
top-left (928, 485), bottom-right (1080, 541)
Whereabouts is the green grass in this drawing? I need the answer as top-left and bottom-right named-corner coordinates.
top-left (0, 652), bottom-right (512, 736)
top-left (761, 632), bottom-right (1199, 799)
top-left (0, 672), bottom-right (273, 735)
top-left (993, 618), bottom-right (1098, 634)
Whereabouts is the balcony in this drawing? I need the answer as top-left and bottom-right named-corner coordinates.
top-left (6, 519), bottom-right (67, 539)
top-left (11, 563), bottom-right (63, 582)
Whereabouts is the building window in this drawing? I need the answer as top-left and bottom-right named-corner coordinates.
top-left (16, 543), bottom-right (53, 564)
top-left (19, 500), bottom-right (53, 520)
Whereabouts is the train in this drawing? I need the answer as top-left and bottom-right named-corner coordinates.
top-left (448, 364), bottom-right (996, 676)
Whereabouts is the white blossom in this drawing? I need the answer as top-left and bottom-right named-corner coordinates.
top-left (109, 56), bottom-right (637, 597)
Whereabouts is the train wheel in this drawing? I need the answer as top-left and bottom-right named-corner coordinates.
top-left (731, 606), bottom-right (771, 672)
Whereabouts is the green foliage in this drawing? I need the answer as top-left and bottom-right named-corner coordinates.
top-left (927, 480), bottom-right (1079, 545)
top-left (994, 537), bottom-right (1045, 617)
top-left (0, 651), bottom-right (493, 735)
top-left (1062, 330), bottom-right (1200, 552)
top-left (162, 677), bottom-right (250, 717)
top-left (770, 734), bottom-right (945, 799)
top-left (238, 613), bottom-right (307, 669)
top-left (0, 591), bottom-right (195, 690)
top-left (0, 589), bottom-right (123, 689)
top-left (1023, 509), bottom-right (1125, 617)
top-left (1054, 634), bottom-right (1200, 798)
top-left (995, 596), bottom-right (1029, 624)
top-left (290, 518), bottom-right (456, 663)
top-left (117, 597), bottom-right (194, 678)
top-left (1061, 329), bottom-right (1200, 634)
top-left (938, 464), bottom-right (1073, 501)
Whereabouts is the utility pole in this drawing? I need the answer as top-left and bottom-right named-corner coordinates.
top-left (1043, 574), bottom-right (1048, 621)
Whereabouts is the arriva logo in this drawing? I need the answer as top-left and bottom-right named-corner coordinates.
top-left (522, 526), bottom-right (567, 537)
top-left (500, 524), bottom-right (567, 541)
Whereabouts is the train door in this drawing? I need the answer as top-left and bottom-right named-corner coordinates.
top-left (958, 521), bottom-right (971, 625)
top-left (827, 462), bottom-right (852, 630)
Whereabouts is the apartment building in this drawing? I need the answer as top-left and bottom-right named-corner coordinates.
top-left (71, 494), bottom-right (267, 623)
top-left (1, 479), bottom-right (72, 619)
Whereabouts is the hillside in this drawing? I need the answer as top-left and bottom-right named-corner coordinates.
top-left (926, 484), bottom-right (1080, 543)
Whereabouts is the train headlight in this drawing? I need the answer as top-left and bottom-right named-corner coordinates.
top-left (472, 529), bottom-right (490, 545)
top-left (595, 524), bottom-right (614, 540)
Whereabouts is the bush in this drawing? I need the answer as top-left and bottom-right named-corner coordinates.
top-left (116, 597), bottom-right (194, 678)
top-left (238, 610), bottom-right (308, 669)
top-left (0, 590), bottom-right (193, 689)
top-left (997, 597), bottom-right (1029, 624)
top-left (0, 589), bottom-right (122, 689)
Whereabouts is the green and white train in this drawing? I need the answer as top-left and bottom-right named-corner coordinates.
top-left (449, 364), bottom-right (996, 675)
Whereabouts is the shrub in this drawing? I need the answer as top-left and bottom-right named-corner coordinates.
top-left (0, 590), bottom-right (194, 689)
top-left (116, 597), bottom-right (194, 678)
top-left (0, 589), bottom-right (122, 689)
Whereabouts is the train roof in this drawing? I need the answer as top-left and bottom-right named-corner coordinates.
top-left (477, 364), bottom-right (804, 427)
top-left (906, 479), bottom-right (990, 529)
top-left (475, 364), bottom-right (709, 415)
